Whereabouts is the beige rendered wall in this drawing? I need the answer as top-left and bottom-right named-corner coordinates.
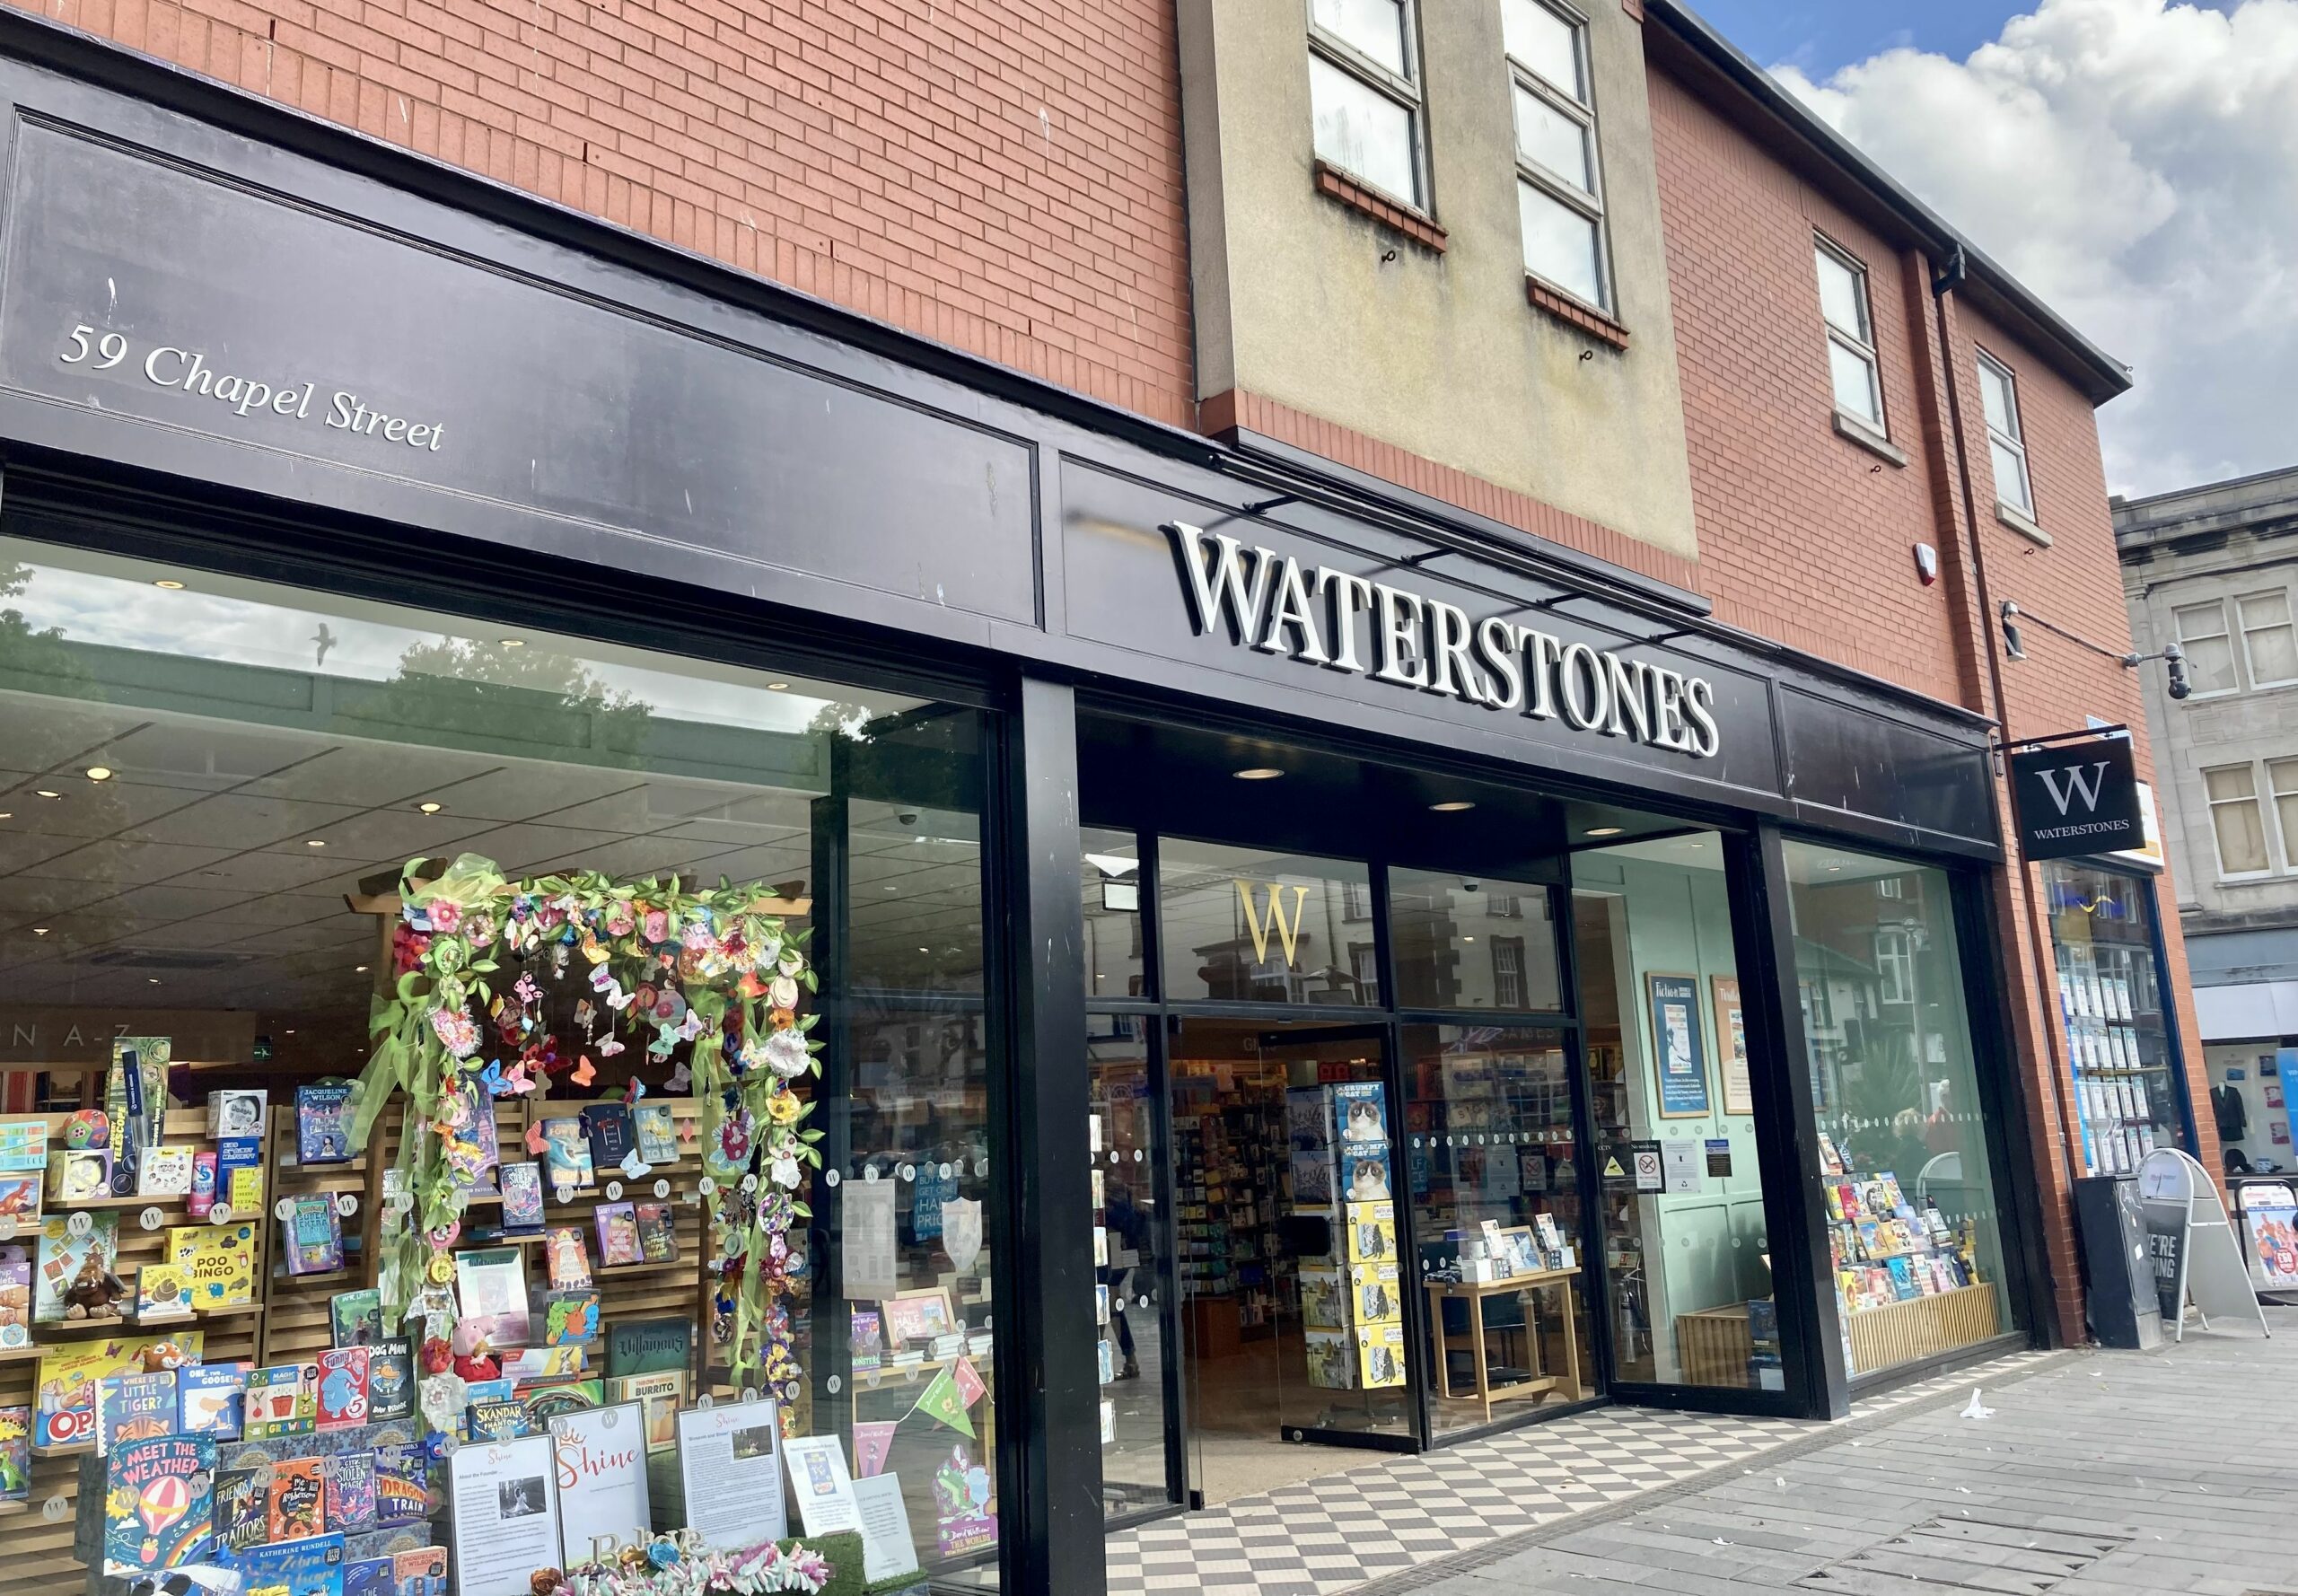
top-left (1179, 0), bottom-right (1698, 561)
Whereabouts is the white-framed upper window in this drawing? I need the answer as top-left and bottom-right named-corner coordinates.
top-left (1874, 928), bottom-right (1915, 1005)
top-left (2239, 590), bottom-right (2298, 688)
top-left (2269, 759), bottom-right (2298, 873)
top-left (1308, 0), bottom-right (1425, 208)
top-left (2205, 762), bottom-right (2273, 877)
top-left (1493, 935), bottom-right (1528, 1009)
top-left (1814, 238), bottom-right (1883, 430)
top-left (1976, 351), bottom-right (2032, 517)
top-left (2173, 600), bottom-right (2237, 696)
top-left (1503, 0), bottom-right (1610, 312)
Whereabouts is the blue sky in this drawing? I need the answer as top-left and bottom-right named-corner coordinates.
top-left (1694, 0), bottom-right (2236, 75)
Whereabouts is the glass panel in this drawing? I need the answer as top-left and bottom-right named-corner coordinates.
top-left (1390, 868), bottom-right (1562, 1012)
top-left (2206, 766), bottom-right (2269, 873)
top-left (2174, 602), bottom-right (2236, 693)
top-left (2273, 759), bottom-right (2298, 862)
top-left (1513, 83), bottom-right (1592, 192)
top-left (1170, 1019), bottom-right (1409, 1502)
top-left (1814, 246), bottom-right (1868, 339)
top-left (1158, 839), bottom-right (1378, 1005)
top-left (1089, 1014), bottom-right (1176, 1518)
top-left (1978, 360), bottom-right (2016, 436)
top-left (1501, 0), bottom-right (1582, 99)
top-left (0, 536), bottom-right (1000, 1584)
top-left (1310, 55), bottom-right (1419, 204)
top-left (1785, 842), bottom-right (2013, 1379)
top-left (1991, 438), bottom-right (2033, 515)
top-left (1310, 0), bottom-right (1408, 76)
top-left (1083, 826), bottom-right (1147, 1000)
top-left (1829, 337), bottom-right (1882, 425)
top-left (2041, 864), bottom-right (2188, 1174)
top-left (1572, 831), bottom-right (1779, 1390)
top-left (1402, 1024), bottom-right (1596, 1434)
top-left (1519, 180), bottom-right (1605, 308)
top-left (2241, 592), bottom-right (2298, 685)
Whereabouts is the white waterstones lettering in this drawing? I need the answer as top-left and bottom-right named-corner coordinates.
top-left (57, 323), bottom-right (446, 452)
top-left (1168, 522), bottom-right (1722, 759)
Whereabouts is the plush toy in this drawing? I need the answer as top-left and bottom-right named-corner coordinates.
top-left (62, 1247), bottom-right (124, 1320)
top-left (452, 1344), bottom-right (500, 1382)
top-left (138, 1339), bottom-right (189, 1372)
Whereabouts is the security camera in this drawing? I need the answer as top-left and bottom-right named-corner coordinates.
top-left (2164, 643), bottom-right (2191, 702)
top-left (1461, 879), bottom-right (1480, 893)
top-left (896, 810), bottom-right (919, 827)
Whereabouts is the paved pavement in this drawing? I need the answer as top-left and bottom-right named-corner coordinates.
top-left (1368, 1310), bottom-right (2298, 1596)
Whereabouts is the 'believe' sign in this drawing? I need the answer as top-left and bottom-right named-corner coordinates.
top-left (2009, 736), bottom-right (2144, 861)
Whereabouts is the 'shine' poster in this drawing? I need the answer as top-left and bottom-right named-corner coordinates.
top-left (674, 1398), bottom-right (789, 1548)
top-left (552, 1402), bottom-right (653, 1565)
top-left (449, 1434), bottom-right (561, 1596)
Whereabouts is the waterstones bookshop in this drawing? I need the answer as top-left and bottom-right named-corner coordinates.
top-left (0, 25), bottom-right (2074, 1596)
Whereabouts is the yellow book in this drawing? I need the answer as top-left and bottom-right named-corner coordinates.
top-left (168, 1223), bottom-right (258, 1307)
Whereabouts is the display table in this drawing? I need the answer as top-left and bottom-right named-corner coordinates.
top-left (1424, 1267), bottom-right (1581, 1423)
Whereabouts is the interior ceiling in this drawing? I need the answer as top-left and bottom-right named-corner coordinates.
top-left (0, 694), bottom-right (978, 1023)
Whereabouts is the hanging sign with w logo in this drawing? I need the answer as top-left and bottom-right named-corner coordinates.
top-left (2009, 736), bottom-right (2144, 861)
top-left (1235, 880), bottom-right (1312, 966)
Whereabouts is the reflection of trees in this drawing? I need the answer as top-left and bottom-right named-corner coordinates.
top-left (0, 562), bottom-right (96, 689)
top-left (379, 637), bottom-right (653, 760)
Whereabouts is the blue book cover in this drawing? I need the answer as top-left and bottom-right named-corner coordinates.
top-left (497, 1162), bottom-right (545, 1232)
top-left (296, 1083), bottom-right (355, 1165)
top-left (97, 1370), bottom-right (178, 1454)
top-left (342, 1556), bottom-right (395, 1596)
top-left (178, 1364), bottom-right (247, 1439)
top-left (101, 1434), bottom-right (215, 1577)
top-left (235, 1531), bottom-right (346, 1596)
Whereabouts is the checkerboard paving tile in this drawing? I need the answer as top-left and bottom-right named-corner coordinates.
top-left (1102, 1353), bottom-right (2055, 1596)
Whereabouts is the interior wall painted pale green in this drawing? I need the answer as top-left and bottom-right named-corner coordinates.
top-left (1577, 852), bottom-right (1769, 1381)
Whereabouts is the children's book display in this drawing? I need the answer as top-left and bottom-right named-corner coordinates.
top-left (1817, 1138), bottom-right (1986, 1320)
top-left (1290, 1082), bottom-right (1407, 1392)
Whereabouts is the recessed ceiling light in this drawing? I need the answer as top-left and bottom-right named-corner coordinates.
top-left (305, 838), bottom-right (327, 847)
top-left (35, 790), bottom-right (59, 800)
top-left (917, 946), bottom-right (929, 954)
top-left (1430, 800), bottom-right (1475, 812)
top-left (499, 637), bottom-right (526, 648)
top-left (355, 965), bottom-right (369, 973)
top-left (767, 682), bottom-right (789, 691)
top-left (285, 1030), bottom-right (296, 1036)
top-left (1585, 825), bottom-right (1623, 837)
top-left (0, 813), bottom-right (11, 821)
top-left (417, 802), bottom-right (443, 814)
top-left (84, 767), bottom-right (112, 782)
top-left (1233, 767), bottom-right (1284, 781)
top-left (153, 578), bottom-right (186, 590)
top-left (31, 927), bottom-right (48, 936)
top-left (147, 978), bottom-right (161, 986)
top-left (1464, 934), bottom-right (1477, 942)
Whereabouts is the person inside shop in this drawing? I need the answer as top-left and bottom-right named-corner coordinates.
top-left (1103, 1179), bottom-right (1150, 1380)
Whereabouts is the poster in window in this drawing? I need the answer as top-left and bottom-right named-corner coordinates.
top-left (1711, 976), bottom-right (1753, 1117)
top-left (1647, 973), bottom-right (1711, 1118)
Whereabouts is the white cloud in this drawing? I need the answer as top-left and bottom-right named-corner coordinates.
top-left (1772, 0), bottom-right (2298, 495)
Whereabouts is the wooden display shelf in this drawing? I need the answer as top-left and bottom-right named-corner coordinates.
top-left (0, 1343), bottom-right (40, 1363)
top-left (28, 1314), bottom-right (132, 1338)
top-left (48, 1192), bottom-right (188, 1210)
top-left (596, 1258), bottom-right (690, 1277)
top-left (31, 1440), bottom-right (92, 1459)
top-left (0, 1500), bottom-right (27, 1517)
top-left (1846, 1280), bottom-right (2001, 1372)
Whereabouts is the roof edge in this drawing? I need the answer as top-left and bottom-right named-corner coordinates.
top-left (1645, 0), bottom-right (2133, 407)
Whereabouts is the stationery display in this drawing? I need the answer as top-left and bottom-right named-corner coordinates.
top-left (2057, 943), bottom-right (2164, 1175)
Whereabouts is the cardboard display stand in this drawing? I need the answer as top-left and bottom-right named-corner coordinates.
top-left (2136, 1149), bottom-right (2272, 1340)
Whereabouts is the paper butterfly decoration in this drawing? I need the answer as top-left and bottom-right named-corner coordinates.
top-left (590, 967), bottom-right (636, 1010)
top-left (624, 1079), bottom-right (647, 1106)
top-left (596, 1036), bottom-right (627, 1058)
top-left (524, 1122), bottom-right (549, 1157)
top-left (664, 1061), bottom-right (693, 1094)
top-left (571, 1056), bottom-right (597, 1088)
top-left (618, 1148), bottom-right (653, 1180)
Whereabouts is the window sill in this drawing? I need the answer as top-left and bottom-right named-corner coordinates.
top-left (1525, 276), bottom-right (1629, 351)
top-left (1831, 409), bottom-right (1908, 467)
top-left (1312, 160), bottom-right (1447, 254)
top-left (1995, 501), bottom-right (2052, 547)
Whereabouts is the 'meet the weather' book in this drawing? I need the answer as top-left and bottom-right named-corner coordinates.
top-left (101, 1434), bottom-right (215, 1576)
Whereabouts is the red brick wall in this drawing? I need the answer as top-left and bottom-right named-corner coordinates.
top-left (17, 0), bottom-right (1197, 427)
top-left (1646, 66), bottom-right (1968, 703)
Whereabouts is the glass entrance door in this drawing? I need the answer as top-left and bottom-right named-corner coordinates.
top-left (1088, 1015), bottom-right (1180, 1522)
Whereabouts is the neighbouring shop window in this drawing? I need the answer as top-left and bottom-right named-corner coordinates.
top-left (1572, 831), bottom-right (1779, 1391)
top-left (1402, 1024), bottom-right (1596, 1433)
top-left (1389, 867), bottom-right (1562, 1013)
top-left (0, 535), bottom-right (1002, 1587)
top-left (1157, 840), bottom-right (1379, 1005)
top-left (2041, 860), bottom-right (2190, 1173)
top-left (1785, 842), bottom-right (2013, 1380)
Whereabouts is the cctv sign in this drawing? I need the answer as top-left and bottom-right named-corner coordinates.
top-left (2009, 737), bottom-right (2145, 861)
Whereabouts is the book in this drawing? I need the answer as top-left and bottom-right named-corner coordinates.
top-left (373, 1443), bottom-right (430, 1527)
top-left (848, 1310), bottom-right (882, 1370)
top-left (581, 1101), bottom-right (637, 1171)
top-left (539, 1118), bottom-right (592, 1189)
top-left (135, 1260), bottom-right (193, 1320)
top-left (367, 1337), bottom-right (415, 1423)
top-left (604, 1316), bottom-right (692, 1378)
top-left (593, 1202), bottom-right (642, 1267)
top-left (326, 1450), bottom-right (378, 1532)
top-left (607, 1370), bottom-right (687, 1452)
top-left (101, 1434), bottom-right (215, 1576)
top-left (0, 1244), bottom-right (25, 1349)
top-left (269, 1453), bottom-right (328, 1540)
top-left (136, 1145), bottom-right (196, 1197)
top-left (179, 1363), bottom-right (248, 1437)
top-left (237, 1530), bottom-right (346, 1596)
top-left (539, 1289), bottom-right (600, 1345)
top-left (286, 1195), bottom-right (346, 1276)
top-left (544, 1225), bottom-right (592, 1290)
top-left (467, 1398), bottom-right (530, 1442)
top-left (170, 1222), bottom-right (259, 1306)
top-left (217, 1135), bottom-right (266, 1215)
top-left (215, 1463), bottom-right (268, 1554)
top-left (395, 1546), bottom-right (447, 1595)
top-left (344, 1557), bottom-right (396, 1596)
top-left (47, 1148), bottom-right (110, 1204)
top-left (34, 1211), bottom-right (122, 1323)
top-left (0, 1171), bottom-right (43, 1230)
top-left (317, 1346), bottom-right (371, 1428)
top-left (498, 1162), bottom-right (545, 1232)
top-left (633, 1102), bottom-right (679, 1163)
top-left (244, 1363), bottom-right (320, 1440)
top-left (0, 1121), bottom-right (48, 1172)
top-left (296, 1083), bottom-right (355, 1165)
top-left (633, 1201), bottom-right (678, 1263)
top-left (206, 1089), bottom-right (268, 1139)
top-left (452, 1248), bottom-right (531, 1354)
top-left (0, 1405), bottom-right (26, 1503)
top-left (330, 1288), bottom-right (384, 1347)
top-left (97, 1369), bottom-right (178, 1453)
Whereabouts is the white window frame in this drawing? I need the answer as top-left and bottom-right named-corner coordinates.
top-left (1493, 934), bottom-right (1528, 1010)
top-left (1976, 350), bottom-right (2033, 518)
top-left (1874, 927), bottom-right (1915, 1006)
top-left (1504, 0), bottom-right (1612, 312)
top-left (2204, 761), bottom-right (2275, 879)
top-left (1306, 0), bottom-right (1427, 209)
top-left (2172, 598), bottom-right (2239, 698)
top-left (2237, 588), bottom-right (2298, 689)
top-left (2268, 758), bottom-right (2298, 875)
top-left (1814, 235), bottom-right (1886, 434)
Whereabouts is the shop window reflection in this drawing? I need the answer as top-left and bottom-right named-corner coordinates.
top-left (1157, 841), bottom-right (1378, 1006)
top-left (1389, 868), bottom-right (1562, 1013)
